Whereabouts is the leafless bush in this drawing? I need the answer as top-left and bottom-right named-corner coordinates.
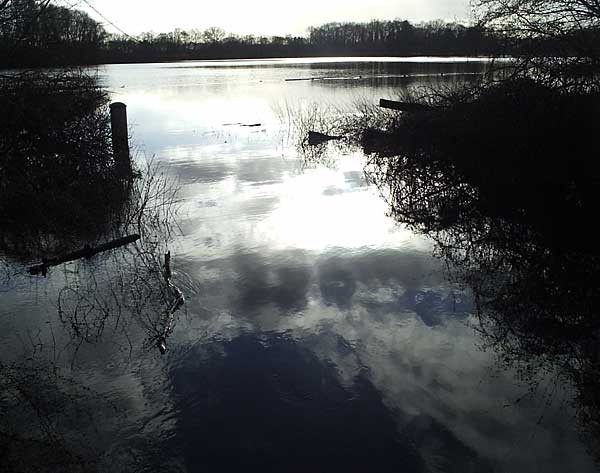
top-left (0, 70), bottom-right (123, 257)
top-left (55, 158), bottom-right (183, 357)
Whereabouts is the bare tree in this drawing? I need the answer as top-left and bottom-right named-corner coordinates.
top-left (474, 0), bottom-right (600, 33)
top-left (472, 0), bottom-right (600, 86)
top-left (202, 26), bottom-right (226, 44)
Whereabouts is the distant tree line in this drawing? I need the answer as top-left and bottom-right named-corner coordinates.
top-left (0, 2), bottom-right (511, 67)
top-left (101, 20), bottom-right (505, 65)
top-left (5, 1), bottom-right (597, 68)
top-left (102, 26), bottom-right (310, 64)
top-left (308, 20), bottom-right (502, 55)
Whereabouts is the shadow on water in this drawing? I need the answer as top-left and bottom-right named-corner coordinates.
top-left (0, 163), bottom-right (185, 472)
top-left (287, 77), bottom-right (600, 460)
top-left (159, 333), bottom-right (493, 473)
top-left (51, 160), bottom-right (184, 353)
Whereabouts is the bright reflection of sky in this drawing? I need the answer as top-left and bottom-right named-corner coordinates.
top-left (262, 159), bottom-right (421, 251)
top-left (0, 59), bottom-right (591, 472)
top-left (112, 59), bottom-right (591, 471)
top-left (168, 57), bottom-right (496, 67)
top-left (98, 60), bottom-right (436, 258)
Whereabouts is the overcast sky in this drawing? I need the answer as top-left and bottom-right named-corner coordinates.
top-left (73, 0), bottom-right (471, 37)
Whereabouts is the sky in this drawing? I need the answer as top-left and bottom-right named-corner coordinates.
top-left (70, 0), bottom-right (471, 37)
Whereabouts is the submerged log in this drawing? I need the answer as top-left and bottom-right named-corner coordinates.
top-left (379, 98), bottom-right (432, 112)
top-left (28, 234), bottom-right (140, 276)
top-left (308, 130), bottom-right (342, 146)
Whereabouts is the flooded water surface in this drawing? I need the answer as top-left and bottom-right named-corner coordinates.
top-left (1, 58), bottom-right (596, 472)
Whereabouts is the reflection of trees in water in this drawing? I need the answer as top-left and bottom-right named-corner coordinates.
top-left (0, 160), bottom-right (183, 471)
top-left (0, 356), bottom-right (114, 472)
top-left (361, 81), bottom-right (600, 459)
top-left (52, 160), bottom-right (184, 356)
top-left (0, 69), bottom-right (186, 470)
top-left (287, 77), bottom-right (600, 459)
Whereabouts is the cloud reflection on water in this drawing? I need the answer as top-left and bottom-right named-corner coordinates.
top-left (1, 59), bottom-right (586, 472)
top-left (119, 58), bottom-right (592, 471)
top-left (166, 244), bottom-right (591, 472)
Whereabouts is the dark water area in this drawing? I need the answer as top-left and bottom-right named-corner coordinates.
top-left (0, 58), bottom-right (596, 472)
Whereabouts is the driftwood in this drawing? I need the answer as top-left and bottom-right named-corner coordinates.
top-left (28, 234), bottom-right (140, 276)
top-left (379, 98), bottom-right (432, 112)
top-left (308, 130), bottom-right (342, 146)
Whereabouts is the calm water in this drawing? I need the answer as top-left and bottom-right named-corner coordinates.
top-left (1, 58), bottom-right (595, 472)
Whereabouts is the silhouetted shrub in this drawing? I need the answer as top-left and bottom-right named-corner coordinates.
top-left (355, 77), bottom-right (600, 461)
top-left (0, 71), bottom-right (128, 256)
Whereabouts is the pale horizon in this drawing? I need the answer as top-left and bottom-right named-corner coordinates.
top-left (76, 0), bottom-right (472, 37)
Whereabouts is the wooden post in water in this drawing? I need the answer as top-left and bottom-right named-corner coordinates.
top-left (110, 102), bottom-right (131, 177)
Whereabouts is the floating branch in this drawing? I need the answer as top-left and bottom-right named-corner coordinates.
top-left (28, 234), bottom-right (140, 276)
top-left (379, 98), bottom-right (433, 112)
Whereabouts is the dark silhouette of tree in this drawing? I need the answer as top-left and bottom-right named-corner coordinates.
top-left (306, 19), bottom-right (498, 56)
top-left (202, 25), bottom-right (226, 44)
top-left (473, 0), bottom-right (600, 86)
top-left (333, 75), bottom-right (600, 462)
top-left (0, 9), bottom-right (515, 67)
top-left (95, 19), bottom-right (506, 65)
top-left (0, 0), bottom-right (105, 66)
